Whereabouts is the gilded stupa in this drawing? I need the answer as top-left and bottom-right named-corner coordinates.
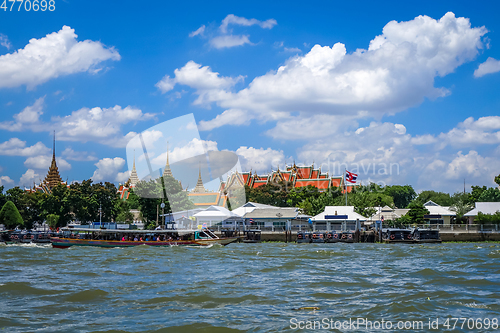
top-left (128, 151), bottom-right (140, 187)
top-left (162, 142), bottom-right (173, 178)
top-left (192, 164), bottom-right (206, 193)
top-left (43, 132), bottom-right (63, 189)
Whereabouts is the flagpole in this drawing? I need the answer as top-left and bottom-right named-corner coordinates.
top-left (344, 168), bottom-right (347, 206)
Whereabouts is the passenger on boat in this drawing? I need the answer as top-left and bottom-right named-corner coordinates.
top-left (157, 235), bottom-right (162, 241)
top-left (139, 236), bottom-right (143, 241)
top-left (134, 236), bottom-right (138, 241)
top-left (122, 236), bottom-right (126, 241)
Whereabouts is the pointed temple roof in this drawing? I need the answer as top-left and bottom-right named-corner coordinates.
top-left (43, 132), bottom-right (63, 189)
top-left (128, 151), bottom-right (139, 187)
top-left (191, 164), bottom-right (206, 193)
top-left (162, 142), bottom-right (173, 178)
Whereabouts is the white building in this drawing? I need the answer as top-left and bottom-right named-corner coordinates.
top-left (423, 201), bottom-right (455, 225)
top-left (464, 202), bottom-right (500, 224)
top-left (193, 206), bottom-right (241, 227)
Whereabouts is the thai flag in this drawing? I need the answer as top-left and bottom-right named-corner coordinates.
top-left (345, 170), bottom-right (358, 184)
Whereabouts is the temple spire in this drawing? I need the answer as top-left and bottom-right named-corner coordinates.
top-left (192, 163), bottom-right (206, 193)
top-left (43, 131), bottom-right (62, 189)
top-left (162, 142), bottom-right (173, 178)
top-left (128, 150), bottom-right (139, 187)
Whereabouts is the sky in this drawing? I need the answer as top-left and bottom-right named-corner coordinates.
top-left (1, 0), bottom-right (500, 194)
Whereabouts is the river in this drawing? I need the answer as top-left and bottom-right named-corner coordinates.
top-left (1, 242), bottom-right (500, 332)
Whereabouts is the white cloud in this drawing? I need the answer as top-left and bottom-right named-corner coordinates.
top-left (167, 12), bottom-right (487, 133)
top-left (53, 105), bottom-right (154, 147)
top-left (0, 33), bottom-right (12, 50)
top-left (151, 138), bottom-right (218, 166)
top-left (61, 148), bottom-right (97, 161)
top-left (189, 25), bottom-right (205, 37)
top-left (24, 155), bottom-right (71, 171)
top-left (219, 14), bottom-right (277, 33)
top-left (0, 138), bottom-right (50, 156)
top-left (155, 75), bottom-right (176, 93)
top-left (437, 116), bottom-right (500, 147)
top-left (198, 109), bottom-right (252, 131)
top-left (156, 61), bottom-right (244, 106)
top-left (0, 97), bottom-right (45, 131)
top-left (0, 176), bottom-right (14, 186)
top-left (92, 157), bottom-right (127, 182)
top-left (236, 146), bottom-right (285, 173)
top-left (0, 26), bottom-right (120, 89)
top-left (474, 57), bottom-right (500, 77)
top-left (19, 169), bottom-right (40, 187)
top-left (189, 14), bottom-right (276, 50)
top-left (210, 34), bottom-right (252, 49)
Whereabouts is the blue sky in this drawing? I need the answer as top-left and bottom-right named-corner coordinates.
top-left (1, 0), bottom-right (500, 194)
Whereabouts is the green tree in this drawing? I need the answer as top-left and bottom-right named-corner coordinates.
top-left (5, 187), bottom-right (43, 229)
top-left (415, 190), bottom-right (452, 206)
top-left (406, 201), bottom-right (430, 224)
top-left (383, 185), bottom-right (416, 208)
top-left (40, 184), bottom-right (71, 227)
top-left (113, 198), bottom-right (134, 223)
top-left (450, 192), bottom-right (473, 223)
top-left (0, 201), bottom-right (24, 229)
top-left (162, 175), bottom-right (194, 213)
top-left (475, 211), bottom-right (500, 224)
top-left (470, 186), bottom-right (487, 205)
top-left (0, 186), bottom-right (7, 209)
top-left (495, 174), bottom-right (500, 187)
top-left (478, 187), bottom-right (500, 202)
top-left (46, 214), bottom-right (60, 230)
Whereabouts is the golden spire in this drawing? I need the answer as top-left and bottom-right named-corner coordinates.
top-left (192, 162), bottom-right (206, 193)
top-left (43, 131), bottom-right (62, 189)
top-left (128, 150), bottom-right (139, 187)
top-left (162, 141), bottom-right (173, 178)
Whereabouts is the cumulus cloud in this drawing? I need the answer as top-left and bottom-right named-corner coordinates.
top-left (437, 116), bottom-right (500, 148)
top-left (53, 105), bottom-right (154, 146)
top-left (24, 155), bottom-right (72, 171)
top-left (0, 33), bottom-right (12, 50)
top-left (0, 176), bottom-right (14, 186)
top-left (61, 148), bottom-right (98, 161)
top-left (19, 169), bottom-right (40, 187)
top-left (236, 146), bottom-right (285, 173)
top-left (0, 97), bottom-right (45, 131)
top-left (0, 26), bottom-right (120, 89)
top-left (0, 138), bottom-right (50, 156)
top-left (156, 61), bottom-right (244, 106)
top-left (164, 13), bottom-right (487, 134)
top-left (150, 138), bottom-right (218, 167)
top-left (474, 57), bottom-right (500, 77)
top-left (92, 157), bottom-right (128, 183)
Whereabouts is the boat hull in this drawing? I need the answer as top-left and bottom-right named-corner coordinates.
top-left (50, 237), bottom-right (238, 248)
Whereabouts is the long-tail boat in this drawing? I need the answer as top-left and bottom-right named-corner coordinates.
top-left (50, 228), bottom-right (238, 248)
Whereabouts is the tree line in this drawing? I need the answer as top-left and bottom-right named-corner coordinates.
top-left (245, 174), bottom-right (500, 225)
top-left (0, 175), bottom-right (194, 230)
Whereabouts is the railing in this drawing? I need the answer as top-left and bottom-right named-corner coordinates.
top-left (404, 224), bottom-right (500, 233)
